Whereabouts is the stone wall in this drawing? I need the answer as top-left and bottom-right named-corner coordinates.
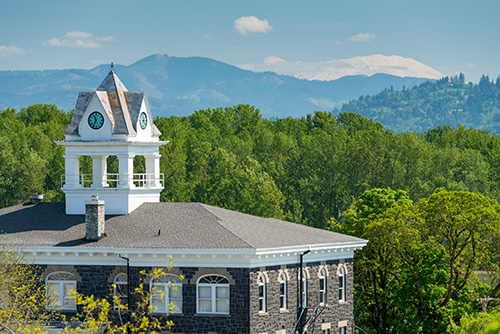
top-left (39, 259), bottom-right (355, 334)
top-left (249, 259), bottom-right (354, 334)
top-left (41, 264), bottom-right (250, 334)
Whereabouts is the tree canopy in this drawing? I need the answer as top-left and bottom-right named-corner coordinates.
top-left (333, 188), bottom-right (500, 334)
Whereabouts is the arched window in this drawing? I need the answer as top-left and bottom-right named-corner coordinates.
top-left (279, 272), bottom-right (287, 310)
top-left (338, 266), bottom-right (346, 302)
top-left (258, 275), bottom-right (266, 313)
top-left (150, 274), bottom-right (182, 314)
top-left (113, 273), bottom-right (128, 310)
top-left (46, 272), bottom-right (76, 310)
top-left (319, 268), bottom-right (327, 305)
top-left (197, 275), bottom-right (230, 314)
top-left (301, 270), bottom-right (308, 307)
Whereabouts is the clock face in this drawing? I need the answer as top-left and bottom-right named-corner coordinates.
top-left (88, 112), bottom-right (104, 130)
top-left (139, 112), bottom-right (147, 130)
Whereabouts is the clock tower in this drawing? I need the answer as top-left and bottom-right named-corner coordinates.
top-left (57, 70), bottom-right (167, 215)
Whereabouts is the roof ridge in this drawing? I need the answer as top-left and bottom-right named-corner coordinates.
top-left (197, 203), bottom-right (255, 249)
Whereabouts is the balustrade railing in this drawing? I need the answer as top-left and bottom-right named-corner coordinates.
top-left (61, 173), bottom-right (164, 189)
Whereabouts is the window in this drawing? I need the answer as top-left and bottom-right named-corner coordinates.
top-left (338, 266), bottom-right (346, 302)
top-left (150, 274), bottom-right (182, 314)
top-left (323, 329), bottom-right (330, 334)
top-left (113, 273), bottom-right (128, 310)
top-left (197, 275), bottom-right (229, 314)
top-left (279, 272), bottom-right (287, 310)
top-left (258, 275), bottom-right (266, 313)
top-left (339, 326), bottom-right (346, 334)
top-left (301, 270), bottom-right (308, 307)
top-left (319, 268), bottom-right (327, 305)
top-left (46, 272), bottom-right (76, 310)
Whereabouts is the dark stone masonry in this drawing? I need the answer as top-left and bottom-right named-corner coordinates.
top-left (41, 260), bottom-right (354, 334)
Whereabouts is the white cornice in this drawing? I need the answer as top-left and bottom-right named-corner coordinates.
top-left (23, 241), bottom-right (367, 268)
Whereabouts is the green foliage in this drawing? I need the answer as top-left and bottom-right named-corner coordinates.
top-left (449, 307), bottom-right (500, 334)
top-left (337, 188), bottom-right (500, 334)
top-left (0, 105), bottom-right (67, 207)
top-left (65, 267), bottom-right (180, 334)
top-left (5, 103), bottom-right (500, 228)
top-left (0, 240), bottom-right (52, 333)
top-left (339, 74), bottom-right (500, 133)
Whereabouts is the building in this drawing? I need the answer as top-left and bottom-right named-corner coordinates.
top-left (0, 70), bottom-right (367, 334)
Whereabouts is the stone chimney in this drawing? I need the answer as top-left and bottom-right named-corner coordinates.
top-left (85, 194), bottom-right (105, 241)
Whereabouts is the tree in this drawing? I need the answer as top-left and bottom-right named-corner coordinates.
top-left (331, 188), bottom-right (412, 334)
top-left (64, 267), bottom-right (180, 334)
top-left (449, 307), bottom-right (500, 334)
top-left (334, 188), bottom-right (500, 333)
top-left (0, 241), bottom-right (52, 333)
top-left (371, 189), bottom-right (500, 333)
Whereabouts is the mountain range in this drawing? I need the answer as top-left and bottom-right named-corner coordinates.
top-left (0, 54), bottom-right (432, 119)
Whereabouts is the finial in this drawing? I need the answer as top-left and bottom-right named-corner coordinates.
top-left (110, 62), bottom-right (114, 71)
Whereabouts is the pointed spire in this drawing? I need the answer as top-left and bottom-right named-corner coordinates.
top-left (97, 70), bottom-right (128, 92)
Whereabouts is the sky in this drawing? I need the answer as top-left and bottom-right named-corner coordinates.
top-left (0, 0), bottom-right (499, 82)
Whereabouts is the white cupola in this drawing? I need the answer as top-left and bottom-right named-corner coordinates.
top-left (57, 70), bottom-right (168, 215)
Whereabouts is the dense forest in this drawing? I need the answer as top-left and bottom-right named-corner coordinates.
top-left (3, 103), bottom-right (500, 226)
top-left (1, 104), bottom-right (500, 332)
top-left (339, 74), bottom-right (500, 133)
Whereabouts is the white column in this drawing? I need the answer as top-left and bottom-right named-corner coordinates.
top-left (118, 154), bottom-right (134, 188)
top-left (91, 155), bottom-right (108, 188)
top-left (145, 153), bottom-right (161, 187)
top-left (63, 155), bottom-right (81, 188)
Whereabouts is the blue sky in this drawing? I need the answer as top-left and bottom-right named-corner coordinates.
top-left (1, 0), bottom-right (499, 82)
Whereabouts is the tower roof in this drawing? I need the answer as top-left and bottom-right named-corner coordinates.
top-left (63, 70), bottom-right (161, 138)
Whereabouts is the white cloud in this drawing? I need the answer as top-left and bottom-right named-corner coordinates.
top-left (239, 54), bottom-right (445, 81)
top-left (348, 33), bottom-right (376, 43)
top-left (99, 36), bottom-right (116, 42)
top-left (234, 16), bottom-right (273, 35)
top-left (43, 31), bottom-right (115, 48)
top-left (0, 45), bottom-right (27, 58)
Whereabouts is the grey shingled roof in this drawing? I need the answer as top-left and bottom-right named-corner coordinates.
top-left (64, 71), bottom-right (161, 137)
top-left (0, 202), bottom-right (364, 250)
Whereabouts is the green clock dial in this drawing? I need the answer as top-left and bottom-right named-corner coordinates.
top-left (88, 112), bottom-right (104, 130)
top-left (139, 112), bottom-right (147, 130)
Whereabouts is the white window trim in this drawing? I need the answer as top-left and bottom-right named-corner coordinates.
top-left (113, 273), bottom-right (128, 310)
top-left (338, 266), bottom-right (346, 302)
top-left (45, 272), bottom-right (77, 311)
top-left (196, 275), bottom-right (230, 315)
top-left (302, 270), bottom-right (308, 307)
top-left (319, 269), bottom-right (327, 305)
top-left (258, 275), bottom-right (266, 313)
top-left (150, 275), bottom-right (183, 314)
top-left (279, 272), bottom-right (287, 310)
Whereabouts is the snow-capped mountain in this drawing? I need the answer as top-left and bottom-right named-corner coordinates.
top-left (239, 54), bottom-right (445, 81)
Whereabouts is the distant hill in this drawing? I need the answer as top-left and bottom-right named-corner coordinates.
top-left (338, 74), bottom-right (500, 133)
top-left (0, 54), bottom-right (431, 119)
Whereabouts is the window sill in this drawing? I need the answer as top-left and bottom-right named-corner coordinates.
top-left (151, 312), bottom-right (183, 316)
top-left (258, 311), bottom-right (268, 316)
top-left (195, 313), bottom-right (230, 317)
top-left (279, 309), bottom-right (289, 314)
